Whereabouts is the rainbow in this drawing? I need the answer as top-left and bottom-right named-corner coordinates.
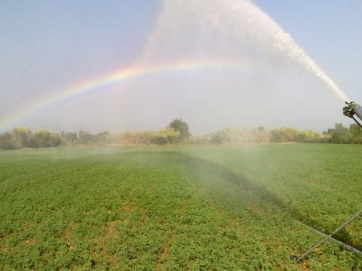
top-left (0, 59), bottom-right (249, 132)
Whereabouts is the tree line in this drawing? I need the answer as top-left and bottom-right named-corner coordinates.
top-left (210, 127), bottom-right (322, 144)
top-left (210, 123), bottom-right (362, 144)
top-left (0, 121), bottom-right (361, 150)
top-left (0, 119), bottom-right (190, 150)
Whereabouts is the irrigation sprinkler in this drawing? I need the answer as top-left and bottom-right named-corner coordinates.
top-left (343, 101), bottom-right (362, 128)
top-left (290, 101), bottom-right (362, 263)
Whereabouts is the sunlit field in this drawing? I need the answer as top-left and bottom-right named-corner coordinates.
top-left (1, 144), bottom-right (362, 270)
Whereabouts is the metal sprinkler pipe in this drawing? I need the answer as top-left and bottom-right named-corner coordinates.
top-left (295, 221), bottom-right (362, 255)
top-left (291, 205), bottom-right (362, 263)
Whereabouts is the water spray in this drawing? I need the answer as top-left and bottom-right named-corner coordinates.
top-left (290, 101), bottom-right (362, 263)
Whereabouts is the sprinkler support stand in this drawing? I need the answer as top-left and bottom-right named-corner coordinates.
top-left (291, 205), bottom-right (362, 262)
top-left (295, 220), bottom-right (362, 255)
top-left (352, 116), bottom-right (362, 129)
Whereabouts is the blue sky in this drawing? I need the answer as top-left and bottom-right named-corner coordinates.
top-left (0, 1), bottom-right (160, 102)
top-left (1, 0), bottom-right (361, 134)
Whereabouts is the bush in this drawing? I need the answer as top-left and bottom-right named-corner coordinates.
top-left (29, 129), bottom-right (61, 148)
top-left (0, 133), bottom-right (17, 150)
top-left (211, 127), bottom-right (270, 144)
top-left (115, 129), bottom-right (180, 145)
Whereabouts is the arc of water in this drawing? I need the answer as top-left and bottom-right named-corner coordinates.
top-left (144, 0), bottom-right (349, 102)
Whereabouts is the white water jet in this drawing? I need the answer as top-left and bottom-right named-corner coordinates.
top-left (239, 0), bottom-right (349, 102)
top-left (142, 0), bottom-right (349, 102)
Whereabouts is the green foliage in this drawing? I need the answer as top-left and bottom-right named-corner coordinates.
top-left (1, 145), bottom-right (362, 270)
top-left (0, 127), bottom-right (61, 149)
top-left (150, 128), bottom-right (179, 145)
top-left (210, 133), bottom-right (223, 144)
top-left (3, 121), bottom-right (362, 150)
top-left (60, 131), bottom-right (77, 144)
top-left (168, 118), bottom-right (190, 141)
top-left (211, 127), bottom-right (270, 144)
top-left (320, 123), bottom-right (362, 144)
top-left (95, 131), bottom-right (111, 145)
top-left (77, 130), bottom-right (95, 145)
top-left (298, 129), bottom-right (322, 142)
top-left (117, 130), bottom-right (151, 145)
top-left (348, 124), bottom-right (362, 144)
top-left (116, 129), bottom-right (180, 145)
top-left (270, 127), bottom-right (298, 142)
top-left (329, 123), bottom-right (353, 144)
top-left (270, 127), bottom-right (324, 143)
top-left (0, 132), bottom-right (17, 150)
top-left (29, 129), bottom-right (61, 148)
top-left (210, 127), bottom-right (323, 144)
top-left (9, 127), bottom-right (32, 148)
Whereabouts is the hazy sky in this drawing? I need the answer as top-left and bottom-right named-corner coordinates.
top-left (1, 0), bottom-right (362, 134)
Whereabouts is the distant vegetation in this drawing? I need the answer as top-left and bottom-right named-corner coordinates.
top-left (0, 121), bottom-right (361, 150)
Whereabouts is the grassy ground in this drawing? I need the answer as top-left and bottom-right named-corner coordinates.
top-left (1, 144), bottom-right (362, 270)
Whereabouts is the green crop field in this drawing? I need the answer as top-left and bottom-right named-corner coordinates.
top-left (1, 144), bottom-right (362, 270)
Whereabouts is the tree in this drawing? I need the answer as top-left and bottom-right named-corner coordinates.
top-left (150, 128), bottom-right (180, 145)
top-left (0, 132), bottom-right (17, 150)
top-left (77, 130), bottom-right (95, 145)
top-left (30, 129), bottom-right (61, 148)
top-left (60, 131), bottom-right (77, 144)
top-left (298, 130), bottom-right (321, 142)
top-left (330, 123), bottom-right (352, 143)
top-left (9, 127), bottom-right (32, 148)
top-left (95, 131), bottom-right (111, 145)
top-left (168, 118), bottom-right (190, 141)
top-left (349, 124), bottom-right (362, 144)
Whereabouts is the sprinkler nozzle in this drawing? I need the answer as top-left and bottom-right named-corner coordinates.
top-left (343, 101), bottom-right (362, 128)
